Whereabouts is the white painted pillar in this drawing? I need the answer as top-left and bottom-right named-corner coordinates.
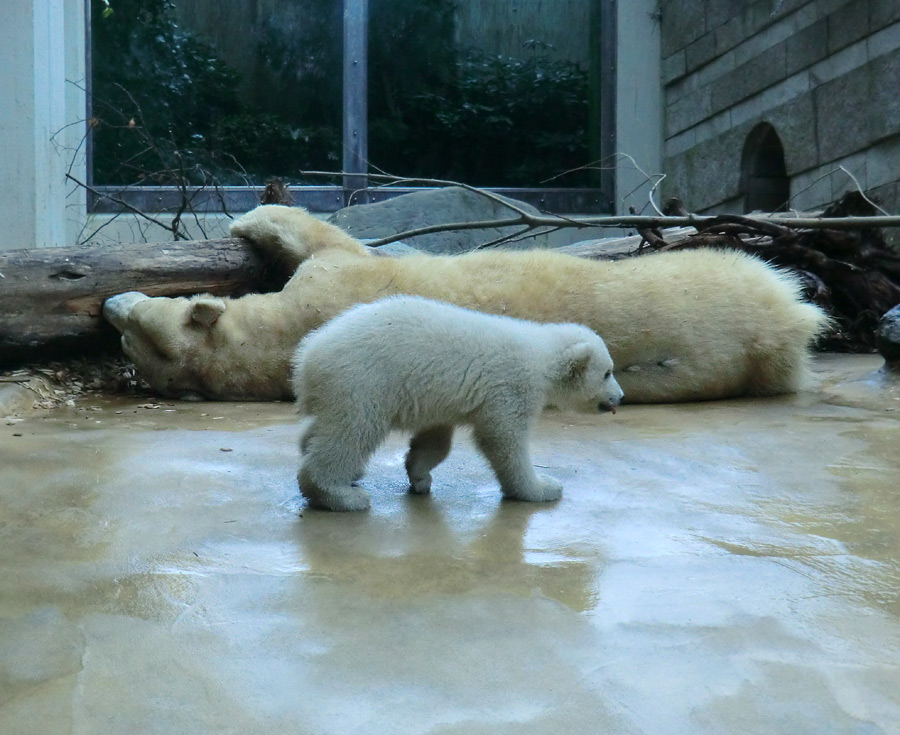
top-left (0, 0), bottom-right (84, 250)
top-left (615, 0), bottom-right (663, 215)
top-left (64, 0), bottom-right (88, 247)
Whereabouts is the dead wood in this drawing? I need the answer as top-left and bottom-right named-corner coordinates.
top-left (0, 237), bottom-right (271, 366)
top-left (627, 192), bottom-right (900, 352)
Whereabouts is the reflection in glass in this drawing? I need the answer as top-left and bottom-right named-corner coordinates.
top-left (90, 0), bottom-right (592, 189)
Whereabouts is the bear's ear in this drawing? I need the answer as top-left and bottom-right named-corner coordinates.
top-left (563, 342), bottom-right (592, 379)
top-left (190, 297), bottom-right (227, 328)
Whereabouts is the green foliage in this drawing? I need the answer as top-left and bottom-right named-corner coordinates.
top-left (91, 0), bottom-right (338, 185)
top-left (91, 0), bottom-right (241, 183)
top-left (386, 51), bottom-right (590, 186)
top-left (254, 0), bottom-right (343, 128)
top-left (369, 0), bottom-right (458, 123)
top-left (91, 0), bottom-right (590, 187)
top-left (213, 115), bottom-right (339, 176)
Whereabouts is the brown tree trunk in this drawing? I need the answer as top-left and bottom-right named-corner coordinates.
top-left (0, 237), bottom-right (267, 366)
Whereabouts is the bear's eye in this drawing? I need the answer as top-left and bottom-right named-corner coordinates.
top-left (604, 370), bottom-right (612, 380)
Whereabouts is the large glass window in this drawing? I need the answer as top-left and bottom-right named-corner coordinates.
top-left (88, 0), bottom-right (610, 212)
top-left (90, 0), bottom-right (343, 187)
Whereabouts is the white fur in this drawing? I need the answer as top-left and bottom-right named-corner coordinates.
top-left (291, 296), bottom-right (623, 511)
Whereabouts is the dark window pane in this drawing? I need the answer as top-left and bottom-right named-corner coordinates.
top-left (368, 0), bottom-right (592, 187)
top-left (90, 0), bottom-right (598, 193)
top-left (90, 0), bottom-right (342, 186)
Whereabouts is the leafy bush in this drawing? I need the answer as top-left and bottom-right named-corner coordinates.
top-left (91, 0), bottom-right (590, 187)
top-left (383, 51), bottom-right (590, 186)
top-left (213, 115), bottom-right (339, 179)
top-left (91, 0), bottom-right (241, 183)
top-left (91, 0), bottom-right (339, 185)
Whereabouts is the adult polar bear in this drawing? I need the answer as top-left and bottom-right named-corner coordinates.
top-left (103, 204), bottom-right (828, 403)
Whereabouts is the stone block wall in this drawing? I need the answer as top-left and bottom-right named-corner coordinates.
top-left (660, 0), bottom-right (900, 225)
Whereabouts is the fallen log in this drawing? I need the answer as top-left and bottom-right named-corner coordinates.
top-left (0, 237), bottom-right (268, 366)
top-left (0, 229), bottom-right (669, 368)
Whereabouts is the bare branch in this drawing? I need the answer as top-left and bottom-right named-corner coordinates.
top-left (65, 173), bottom-right (187, 239)
top-left (363, 210), bottom-right (900, 248)
top-left (838, 166), bottom-right (890, 216)
top-left (293, 169), bottom-right (900, 248)
top-left (474, 224), bottom-right (538, 249)
top-left (364, 215), bottom-right (534, 248)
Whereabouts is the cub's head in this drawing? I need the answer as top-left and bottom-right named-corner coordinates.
top-left (103, 291), bottom-right (280, 401)
top-left (547, 329), bottom-right (624, 414)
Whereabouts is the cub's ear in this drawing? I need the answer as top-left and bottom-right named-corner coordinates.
top-left (562, 342), bottom-right (592, 378)
top-left (190, 297), bottom-right (227, 328)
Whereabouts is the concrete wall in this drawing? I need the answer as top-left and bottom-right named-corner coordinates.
top-left (661, 0), bottom-right (900, 219)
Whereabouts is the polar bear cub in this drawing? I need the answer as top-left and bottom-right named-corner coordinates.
top-left (291, 295), bottom-right (623, 511)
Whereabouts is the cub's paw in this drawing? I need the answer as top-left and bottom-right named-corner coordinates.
top-left (298, 467), bottom-right (371, 511)
top-left (533, 475), bottom-right (564, 502)
top-left (408, 472), bottom-right (433, 495)
top-left (504, 475), bottom-right (563, 503)
top-left (308, 485), bottom-right (372, 512)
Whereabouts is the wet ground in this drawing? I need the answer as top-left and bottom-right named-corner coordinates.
top-left (1, 354), bottom-right (899, 734)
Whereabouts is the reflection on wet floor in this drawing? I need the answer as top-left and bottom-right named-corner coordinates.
top-left (1, 354), bottom-right (898, 733)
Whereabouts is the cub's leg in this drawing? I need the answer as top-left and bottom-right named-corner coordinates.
top-left (405, 425), bottom-right (454, 494)
top-left (298, 415), bottom-right (387, 511)
top-left (473, 421), bottom-right (562, 503)
top-left (298, 417), bottom-right (316, 455)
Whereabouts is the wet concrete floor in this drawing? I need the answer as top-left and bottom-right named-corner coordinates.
top-left (1, 354), bottom-right (899, 734)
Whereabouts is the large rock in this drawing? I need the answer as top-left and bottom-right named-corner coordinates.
top-left (876, 303), bottom-right (900, 366)
top-left (329, 186), bottom-right (551, 254)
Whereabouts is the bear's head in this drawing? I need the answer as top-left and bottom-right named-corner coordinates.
top-left (547, 330), bottom-right (624, 414)
top-left (103, 291), bottom-right (282, 401)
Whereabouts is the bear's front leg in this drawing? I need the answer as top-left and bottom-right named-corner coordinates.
top-left (405, 425), bottom-right (454, 494)
top-left (231, 205), bottom-right (367, 272)
top-left (298, 465), bottom-right (371, 511)
top-left (297, 421), bottom-right (380, 511)
top-left (473, 423), bottom-right (563, 503)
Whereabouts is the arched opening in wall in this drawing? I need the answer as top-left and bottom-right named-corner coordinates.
top-left (740, 123), bottom-right (789, 213)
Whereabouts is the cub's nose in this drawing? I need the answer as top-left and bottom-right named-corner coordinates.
top-left (598, 388), bottom-right (623, 414)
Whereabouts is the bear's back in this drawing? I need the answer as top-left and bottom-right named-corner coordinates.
top-left (292, 296), bottom-right (558, 425)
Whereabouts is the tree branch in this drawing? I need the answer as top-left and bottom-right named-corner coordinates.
top-left (295, 169), bottom-right (900, 247)
top-left (362, 211), bottom-right (900, 249)
top-left (66, 173), bottom-right (188, 239)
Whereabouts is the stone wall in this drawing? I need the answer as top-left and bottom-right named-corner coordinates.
top-left (660, 0), bottom-right (900, 224)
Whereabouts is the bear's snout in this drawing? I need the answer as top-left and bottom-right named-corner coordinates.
top-left (598, 388), bottom-right (622, 414)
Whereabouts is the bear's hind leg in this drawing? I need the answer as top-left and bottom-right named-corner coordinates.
top-left (473, 422), bottom-right (562, 503)
top-left (299, 418), bottom-right (386, 511)
top-left (405, 425), bottom-right (454, 494)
